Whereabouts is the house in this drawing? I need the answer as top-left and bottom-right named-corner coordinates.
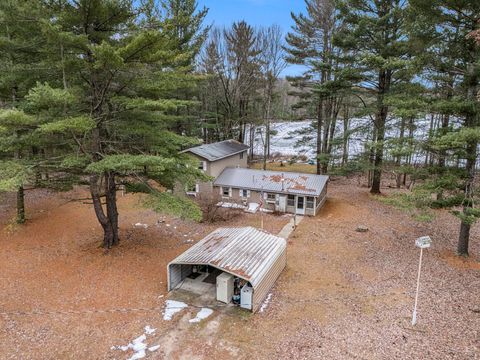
top-left (167, 227), bottom-right (286, 312)
top-left (213, 167), bottom-right (329, 216)
top-left (181, 140), bottom-right (249, 195)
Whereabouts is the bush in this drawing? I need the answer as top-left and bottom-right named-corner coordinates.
top-left (431, 194), bottom-right (466, 209)
top-left (146, 192), bottom-right (202, 222)
top-left (197, 193), bottom-right (243, 223)
top-left (375, 190), bottom-right (435, 223)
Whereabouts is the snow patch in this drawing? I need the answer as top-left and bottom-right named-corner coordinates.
top-left (148, 345), bottom-right (161, 352)
top-left (112, 331), bottom-right (151, 360)
top-left (260, 293), bottom-right (273, 313)
top-left (163, 300), bottom-right (188, 321)
top-left (217, 202), bottom-right (246, 209)
top-left (189, 308), bottom-right (214, 323)
top-left (144, 325), bottom-right (155, 335)
top-left (134, 223), bottom-right (148, 229)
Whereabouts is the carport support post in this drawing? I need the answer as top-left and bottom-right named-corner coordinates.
top-left (412, 247), bottom-right (423, 326)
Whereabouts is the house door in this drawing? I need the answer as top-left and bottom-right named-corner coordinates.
top-left (296, 196), bottom-right (305, 215)
top-left (278, 195), bottom-right (287, 212)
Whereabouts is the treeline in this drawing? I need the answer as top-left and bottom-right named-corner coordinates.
top-left (0, 0), bottom-right (479, 256)
top-left (278, 0), bottom-right (480, 256)
top-left (198, 0), bottom-right (479, 256)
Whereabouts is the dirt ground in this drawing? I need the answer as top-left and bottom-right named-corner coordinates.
top-left (0, 180), bottom-right (479, 359)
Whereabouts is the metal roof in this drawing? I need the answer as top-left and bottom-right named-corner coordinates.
top-left (214, 167), bottom-right (329, 196)
top-left (182, 140), bottom-right (249, 162)
top-left (168, 227), bottom-right (286, 288)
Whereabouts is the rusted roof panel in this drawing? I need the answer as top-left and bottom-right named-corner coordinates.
top-left (214, 167), bottom-right (329, 196)
top-left (168, 227), bottom-right (286, 288)
top-left (182, 140), bottom-right (249, 162)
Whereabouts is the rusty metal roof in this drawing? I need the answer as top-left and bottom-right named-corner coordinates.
top-left (168, 227), bottom-right (286, 288)
top-left (182, 140), bottom-right (249, 162)
top-left (214, 167), bottom-right (329, 196)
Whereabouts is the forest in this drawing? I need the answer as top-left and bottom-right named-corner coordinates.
top-left (0, 0), bottom-right (479, 257)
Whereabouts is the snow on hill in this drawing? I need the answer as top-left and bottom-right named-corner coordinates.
top-left (247, 117), bottom-right (434, 164)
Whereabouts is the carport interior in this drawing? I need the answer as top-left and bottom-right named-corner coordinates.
top-left (168, 263), bottom-right (253, 309)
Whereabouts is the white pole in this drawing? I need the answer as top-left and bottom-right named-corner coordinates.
top-left (412, 247), bottom-right (423, 326)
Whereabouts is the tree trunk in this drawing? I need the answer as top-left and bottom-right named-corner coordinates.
top-left (342, 105), bottom-right (350, 166)
top-left (316, 100), bottom-right (323, 175)
top-left (248, 124), bottom-right (255, 161)
top-left (396, 117), bottom-right (406, 188)
top-left (105, 172), bottom-right (119, 246)
top-left (458, 222), bottom-right (471, 257)
top-left (325, 100), bottom-right (338, 172)
top-left (89, 125), bottom-right (119, 248)
top-left (457, 142), bottom-right (475, 257)
top-left (16, 186), bottom-right (25, 224)
top-left (457, 61), bottom-right (479, 256)
top-left (263, 87), bottom-right (272, 171)
top-left (262, 121), bottom-right (269, 170)
top-left (89, 173), bottom-right (118, 248)
top-left (371, 70), bottom-right (390, 194)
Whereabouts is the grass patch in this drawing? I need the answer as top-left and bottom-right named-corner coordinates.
top-left (375, 191), bottom-right (435, 223)
top-left (250, 162), bottom-right (316, 174)
top-left (145, 191), bottom-right (202, 222)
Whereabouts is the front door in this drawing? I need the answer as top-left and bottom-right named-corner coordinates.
top-left (296, 196), bottom-right (305, 215)
top-left (278, 195), bottom-right (287, 212)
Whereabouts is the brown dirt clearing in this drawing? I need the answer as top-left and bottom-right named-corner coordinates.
top-left (0, 179), bottom-right (479, 359)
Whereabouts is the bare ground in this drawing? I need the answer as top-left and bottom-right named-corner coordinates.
top-left (0, 180), bottom-right (479, 359)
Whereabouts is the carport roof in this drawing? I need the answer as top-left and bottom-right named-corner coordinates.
top-left (168, 227), bottom-right (286, 288)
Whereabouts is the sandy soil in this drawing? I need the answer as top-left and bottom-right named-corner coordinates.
top-left (0, 180), bottom-right (479, 359)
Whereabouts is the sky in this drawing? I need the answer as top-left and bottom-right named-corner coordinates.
top-left (197, 0), bottom-right (307, 76)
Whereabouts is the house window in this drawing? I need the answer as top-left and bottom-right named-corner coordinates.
top-left (306, 197), bottom-right (315, 209)
top-left (186, 183), bottom-right (199, 194)
top-left (240, 189), bottom-right (249, 198)
top-left (240, 152), bottom-right (244, 160)
top-left (266, 193), bottom-right (276, 203)
top-left (287, 195), bottom-right (295, 207)
top-left (222, 187), bottom-right (231, 197)
top-left (198, 161), bottom-right (206, 171)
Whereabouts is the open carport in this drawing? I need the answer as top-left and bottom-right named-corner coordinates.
top-left (167, 227), bottom-right (287, 312)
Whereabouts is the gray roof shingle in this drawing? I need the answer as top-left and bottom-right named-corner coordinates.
top-left (183, 140), bottom-right (249, 162)
top-left (214, 167), bottom-right (329, 196)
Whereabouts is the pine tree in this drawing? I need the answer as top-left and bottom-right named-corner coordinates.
top-left (336, 0), bottom-right (411, 193)
top-left (0, 0), bottom-right (52, 223)
top-left (285, 0), bottom-right (339, 175)
top-left (411, 0), bottom-right (480, 256)
top-left (22, 0), bottom-right (209, 248)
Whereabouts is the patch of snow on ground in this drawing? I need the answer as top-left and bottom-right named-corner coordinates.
top-left (112, 332), bottom-right (151, 360)
top-left (260, 293), bottom-right (273, 313)
top-left (163, 300), bottom-right (188, 321)
top-left (148, 345), bottom-right (161, 352)
top-left (134, 223), bottom-right (148, 229)
top-left (217, 202), bottom-right (246, 209)
top-left (189, 308), bottom-right (214, 323)
top-left (144, 325), bottom-right (155, 335)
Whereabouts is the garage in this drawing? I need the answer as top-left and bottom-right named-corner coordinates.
top-left (167, 227), bottom-right (287, 312)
